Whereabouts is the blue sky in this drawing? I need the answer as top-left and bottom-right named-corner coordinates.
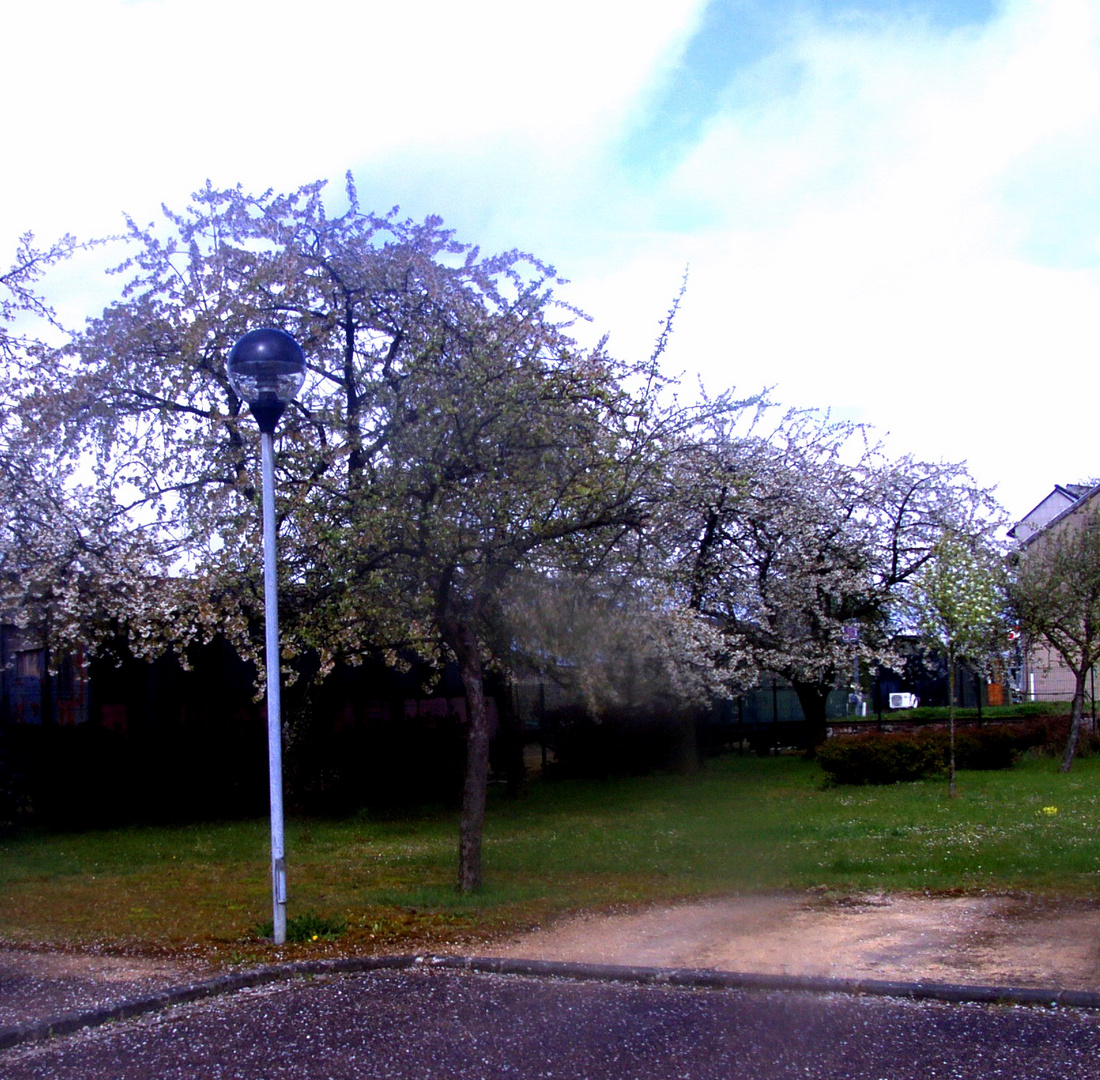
top-left (628, 0), bottom-right (997, 166)
top-left (3, 0), bottom-right (1099, 522)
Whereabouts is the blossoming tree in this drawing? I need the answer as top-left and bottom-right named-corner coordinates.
top-left (663, 410), bottom-right (1000, 748)
top-left (911, 535), bottom-right (1006, 796)
top-left (5, 178), bottom-right (722, 891)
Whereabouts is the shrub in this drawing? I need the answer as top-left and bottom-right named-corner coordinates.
top-left (817, 732), bottom-right (945, 786)
top-left (251, 909), bottom-right (347, 943)
top-left (818, 723), bottom-right (1051, 784)
top-left (951, 725), bottom-right (1037, 770)
top-left (1016, 715), bottom-right (1100, 759)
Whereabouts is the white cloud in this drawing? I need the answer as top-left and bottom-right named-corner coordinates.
top-left (5, 0), bottom-right (1100, 522)
top-left (562, 0), bottom-right (1100, 518)
top-left (0, 0), bottom-right (700, 245)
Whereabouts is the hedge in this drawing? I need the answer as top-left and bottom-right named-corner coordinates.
top-left (817, 724), bottom-right (1046, 785)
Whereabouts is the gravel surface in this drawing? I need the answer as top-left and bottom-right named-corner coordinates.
top-left (4, 967), bottom-right (1100, 1080)
top-left (0, 949), bottom-right (215, 1029)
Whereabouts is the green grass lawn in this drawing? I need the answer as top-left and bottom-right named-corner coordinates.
top-left (1, 752), bottom-right (1098, 964)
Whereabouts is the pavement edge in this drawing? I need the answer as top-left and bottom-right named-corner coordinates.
top-left (3, 953), bottom-right (1099, 1051)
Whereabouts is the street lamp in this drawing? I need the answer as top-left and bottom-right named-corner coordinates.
top-left (227, 328), bottom-right (306, 946)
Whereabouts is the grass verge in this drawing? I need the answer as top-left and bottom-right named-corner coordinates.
top-left (1, 752), bottom-right (1098, 965)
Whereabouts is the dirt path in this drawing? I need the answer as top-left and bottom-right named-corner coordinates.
top-left (479, 892), bottom-right (1100, 990)
top-left (5, 891), bottom-right (1100, 1031)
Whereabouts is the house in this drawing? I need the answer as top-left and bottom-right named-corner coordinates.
top-left (1008, 483), bottom-right (1094, 543)
top-left (1010, 481), bottom-right (1100, 707)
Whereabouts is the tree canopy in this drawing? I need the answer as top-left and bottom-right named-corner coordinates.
top-left (661, 409), bottom-right (1000, 746)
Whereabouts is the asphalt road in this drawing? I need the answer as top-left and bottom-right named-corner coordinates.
top-left (3, 967), bottom-right (1100, 1080)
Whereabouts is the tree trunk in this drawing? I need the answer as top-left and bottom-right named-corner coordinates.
top-left (1060, 670), bottom-right (1088, 774)
top-left (792, 680), bottom-right (832, 752)
top-left (448, 620), bottom-right (492, 893)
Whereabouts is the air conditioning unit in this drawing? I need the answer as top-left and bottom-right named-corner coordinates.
top-left (889, 692), bottom-right (919, 709)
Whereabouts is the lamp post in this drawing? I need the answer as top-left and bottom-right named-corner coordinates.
top-left (227, 328), bottom-right (306, 946)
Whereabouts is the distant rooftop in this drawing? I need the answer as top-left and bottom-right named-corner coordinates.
top-left (1010, 481), bottom-right (1100, 543)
